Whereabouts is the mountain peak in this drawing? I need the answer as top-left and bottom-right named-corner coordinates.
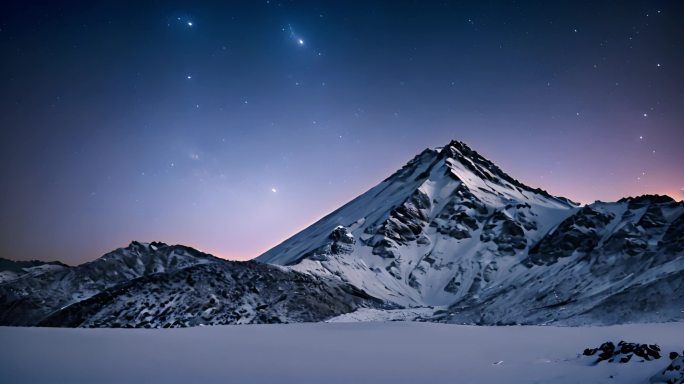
top-left (259, 139), bottom-right (578, 280)
top-left (434, 140), bottom-right (577, 208)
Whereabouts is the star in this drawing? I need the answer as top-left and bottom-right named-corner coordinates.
top-left (298, 38), bottom-right (304, 45)
top-left (639, 135), bottom-right (644, 140)
top-left (187, 75), bottom-right (192, 79)
top-left (643, 113), bottom-right (648, 117)
top-left (187, 21), bottom-right (193, 27)
top-left (271, 188), bottom-right (277, 193)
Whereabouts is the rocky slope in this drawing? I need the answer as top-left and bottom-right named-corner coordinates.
top-left (38, 260), bottom-right (382, 328)
top-left (0, 242), bottom-right (383, 327)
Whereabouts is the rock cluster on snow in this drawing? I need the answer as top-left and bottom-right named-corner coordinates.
top-left (583, 341), bottom-right (661, 364)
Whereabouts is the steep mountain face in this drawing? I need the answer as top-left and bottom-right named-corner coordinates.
top-left (258, 140), bottom-right (684, 325)
top-left (0, 242), bottom-right (383, 327)
top-left (258, 140), bottom-right (579, 306)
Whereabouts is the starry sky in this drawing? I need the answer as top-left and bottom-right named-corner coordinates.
top-left (1, 1), bottom-right (683, 264)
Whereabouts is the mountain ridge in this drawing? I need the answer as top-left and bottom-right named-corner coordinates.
top-left (1, 139), bottom-right (682, 327)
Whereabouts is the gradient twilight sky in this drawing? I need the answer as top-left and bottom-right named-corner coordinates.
top-left (1, 1), bottom-right (683, 264)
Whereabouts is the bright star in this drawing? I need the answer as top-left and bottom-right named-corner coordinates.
top-left (187, 21), bottom-right (193, 26)
top-left (271, 188), bottom-right (277, 193)
top-left (187, 75), bottom-right (192, 79)
top-left (298, 39), bottom-right (304, 45)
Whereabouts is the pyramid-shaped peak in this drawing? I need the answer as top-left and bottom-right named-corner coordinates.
top-left (431, 140), bottom-right (574, 207)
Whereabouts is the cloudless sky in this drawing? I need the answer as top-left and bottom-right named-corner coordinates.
top-left (1, 1), bottom-right (683, 264)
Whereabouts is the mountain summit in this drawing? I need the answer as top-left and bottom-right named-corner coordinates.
top-left (258, 140), bottom-right (684, 324)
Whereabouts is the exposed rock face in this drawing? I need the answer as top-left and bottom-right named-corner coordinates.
top-left (294, 226), bottom-right (356, 263)
top-left (371, 189), bottom-right (432, 259)
top-left (524, 206), bottom-right (614, 266)
top-left (480, 211), bottom-right (527, 256)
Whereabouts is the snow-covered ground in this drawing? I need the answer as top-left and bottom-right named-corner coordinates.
top-left (1, 322), bottom-right (682, 384)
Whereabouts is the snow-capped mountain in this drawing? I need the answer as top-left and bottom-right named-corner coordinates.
top-left (0, 241), bottom-right (383, 327)
top-left (258, 140), bottom-right (684, 324)
top-left (1, 139), bottom-right (682, 327)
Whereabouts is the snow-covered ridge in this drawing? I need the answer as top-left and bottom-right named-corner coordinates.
top-left (0, 258), bottom-right (68, 284)
top-left (0, 241), bottom-right (385, 327)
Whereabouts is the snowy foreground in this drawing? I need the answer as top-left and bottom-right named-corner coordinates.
top-left (1, 322), bottom-right (682, 384)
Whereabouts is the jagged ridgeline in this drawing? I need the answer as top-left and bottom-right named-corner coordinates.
top-left (1, 140), bottom-right (682, 327)
top-left (0, 242), bottom-right (384, 327)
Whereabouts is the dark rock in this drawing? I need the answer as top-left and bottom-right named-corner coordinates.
top-left (525, 206), bottom-right (613, 266)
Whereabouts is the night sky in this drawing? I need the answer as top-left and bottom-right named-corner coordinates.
top-left (2, 1), bottom-right (683, 264)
